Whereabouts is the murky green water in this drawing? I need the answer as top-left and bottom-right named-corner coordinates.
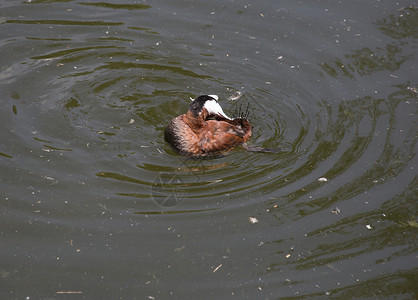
top-left (1, 0), bottom-right (417, 299)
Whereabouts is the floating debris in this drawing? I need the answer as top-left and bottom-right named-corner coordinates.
top-left (248, 217), bottom-right (259, 224)
top-left (366, 224), bottom-right (372, 230)
top-left (227, 91), bottom-right (243, 101)
top-left (213, 264), bottom-right (222, 273)
top-left (326, 263), bottom-right (341, 272)
top-left (332, 207), bottom-right (341, 214)
top-left (407, 86), bottom-right (417, 93)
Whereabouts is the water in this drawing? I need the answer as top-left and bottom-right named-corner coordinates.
top-left (1, 0), bottom-right (417, 299)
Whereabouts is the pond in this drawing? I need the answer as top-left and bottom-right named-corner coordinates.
top-left (1, 0), bottom-right (417, 299)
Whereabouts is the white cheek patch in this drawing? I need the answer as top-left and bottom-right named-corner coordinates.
top-left (203, 100), bottom-right (232, 120)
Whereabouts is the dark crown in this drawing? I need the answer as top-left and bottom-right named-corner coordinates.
top-left (189, 95), bottom-right (217, 116)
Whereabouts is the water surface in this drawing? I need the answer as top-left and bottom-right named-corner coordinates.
top-left (0, 0), bottom-right (417, 299)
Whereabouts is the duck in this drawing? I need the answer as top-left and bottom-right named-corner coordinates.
top-left (164, 95), bottom-right (252, 157)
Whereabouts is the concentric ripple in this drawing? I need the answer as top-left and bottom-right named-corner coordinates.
top-left (1, 1), bottom-right (416, 298)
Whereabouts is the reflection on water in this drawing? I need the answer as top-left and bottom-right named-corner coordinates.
top-left (78, 2), bottom-right (151, 10)
top-left (321, 6), bottom-right (417, 78)
top-left (134, 208), bottom-right (220, 215)
top-left (375, 6), bottom-right (418, 39)
top-left (0, 0), bottom-right (416, 299)
top-left (321, 43), bottom-right (406, 78)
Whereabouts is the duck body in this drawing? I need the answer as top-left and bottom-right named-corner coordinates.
top-left (164, 95), bottom-right (252, 157)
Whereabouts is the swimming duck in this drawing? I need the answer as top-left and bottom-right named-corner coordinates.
top-left (164, 95), bottom-right (252, 157)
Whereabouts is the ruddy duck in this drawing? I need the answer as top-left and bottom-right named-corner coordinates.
top-left (164, 95), bottom-right (252, 157)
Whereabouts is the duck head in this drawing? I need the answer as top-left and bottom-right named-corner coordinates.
top-left (188, 95), bottom-right (232, 120)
